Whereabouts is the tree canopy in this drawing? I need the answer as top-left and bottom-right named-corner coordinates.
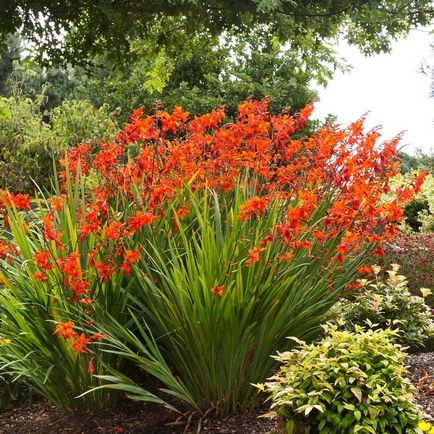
top-left (1, 1), bottom-right (433, 66)
top-left (0, 28), bottom-right (319, 120)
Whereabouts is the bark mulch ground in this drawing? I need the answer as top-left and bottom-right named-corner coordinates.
top-left (407, 351), bottom-right (434, 419)
top-left (0, 399), bottom-right (278, 434)
top-left (1, 352), bottom-right (433, 434)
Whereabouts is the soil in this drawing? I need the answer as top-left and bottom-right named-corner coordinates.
top-left (407, 351), bottom-right (434, 420)
top-left (0, 352), bottom-right (433, 434)
top-left (0, 399), bottom-right (279, 434)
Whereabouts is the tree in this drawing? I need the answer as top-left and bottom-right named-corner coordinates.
top-left (414, 148), bottom-right (434, 172)
top-left (73, 29), bottom-right (320, 120)
top-left (1, 1), bottom-right (433, 67)
top-left (0, 33), bottom-right (22, 95)
top-left (398, 151), bottom-right (423, 174)
top-left (0, 33), bottom-right (79, 111)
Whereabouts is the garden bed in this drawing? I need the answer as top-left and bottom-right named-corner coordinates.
top-left (0, 351), bottom-right (432, 434)
top-left (0, 399), bottom-right (278, 434)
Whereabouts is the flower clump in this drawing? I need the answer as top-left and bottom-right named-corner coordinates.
top-left (0, 100), bottom-right (425, 355)
top-left (0, 100), bottom-right (427, 415)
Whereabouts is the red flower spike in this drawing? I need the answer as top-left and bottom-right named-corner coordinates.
top-left (87, 359), bottom-right (95, 374)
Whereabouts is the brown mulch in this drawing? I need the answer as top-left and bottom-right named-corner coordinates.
top-left (407, 351), bottom-right (434, 419)
top-left (0, 399), bottom-right (278, 434)
top-left (1, 352), bottom-right (433, 434)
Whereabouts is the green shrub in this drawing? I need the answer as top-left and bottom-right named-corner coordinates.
top-left (49, 100), bottom-right (119, 149)
top-left (404, 199), bottom-right (430, 232)
top-left (388, 173), bottom-right (434, 234)
top-left (0, 93), bottom-right (52, 193)
top-left (0, 91), bottom-right (118, 194)
top-left (260, 326), bottom-right (422, 434)
top-left (335, 265), bottom-right (434, 349)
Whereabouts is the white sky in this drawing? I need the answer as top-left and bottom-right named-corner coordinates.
top-left (313, 28), bottom-right (434, 155)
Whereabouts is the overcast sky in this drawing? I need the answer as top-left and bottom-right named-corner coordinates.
top-left (313, 28), bottom-right (434, 155)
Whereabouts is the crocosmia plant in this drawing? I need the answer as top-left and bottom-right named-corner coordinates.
top-left (0, 100), bottom-right (424, 414)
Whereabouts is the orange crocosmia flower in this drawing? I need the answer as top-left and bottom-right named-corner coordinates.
top-left (347, 281), bottom-right (363, 291)
top-left (171, 105), bottom-right (189, 123)
top-left (103, 220), bottom-right (124, 241)
top-left (161, 112), bottom-right (179, 135)
top-left (34, 250), bottom-right (53, 271)
top-left (71, 333), bottom-right (90, 353)
top-left (128, 211), bottom-right (154, 232)
top-left (239, 196), bottom-right (268, 221)
top-left (70, 279), bottom-right (90, 299)
top-left (79, 298), bottom-right (94, 305)
top-left (374, 245), bottom-right (385, 257)
top-left (246, 247), bottom-right (264, 265)
top-left (33, 271), bottom-right (48, 282)
top-left (314, 230), bottom-right (325, 243)
top-left (79, 208), bottom-right (102, 238)
top-left (120, 261), bottom-right (131, 275)
top-left (9, 193), bottom-right (31, 211)
top-left (80, 221), bottom-right (100, 239)
top-left (53, 320), bottom-right (75, 339)
top-left (176, 204), bottom-right (190, 219)
top-left (124, 248), bottom-right (140, 264)
top-left (62, 252), bottom-right (82, 280)
top-left (93, 143), bottom-right (123, 174)
top-left (357, 265), bottom-right (373, 276)
top-left (0, 240), bottom-right (13, 260)
top-left (87, 359), bottom-right (95, 374)
top-left (280, 252), bottom-right (294, 261)
top-left (49, 196), bottom-right (65, 211)
top-left (90, 332), bottom-right (106, 340)
top-left (42, 211), bottom-right (63, 249)
top-left (210, 285), bottom-right (225, 297)
top-left (259, 233), bottom-right (274, 248)
top-left (94, 260), bottom-right (115, 282)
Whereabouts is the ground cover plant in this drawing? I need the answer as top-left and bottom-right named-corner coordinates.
top-left (260, 326), bottom-right (423, 434)
top-left (335, 264), bottom-right (434, 349)
top-left (0, 100), bottom-right (425, 415)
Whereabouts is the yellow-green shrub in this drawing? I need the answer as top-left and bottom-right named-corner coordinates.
top-left (260, 326), bottom-right (422, 434)
top-left (336, 265), bottom-right (434, 349)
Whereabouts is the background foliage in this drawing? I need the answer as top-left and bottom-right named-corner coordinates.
top-left (0, 89), bottom-right (118, 193)
top-left (335, 265), bottom-right (434, 349)
top-left (1, 1), bottom-right (433, 67)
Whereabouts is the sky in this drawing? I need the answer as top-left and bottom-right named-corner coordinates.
top-left (313, 28), bottom-right (434, 155)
